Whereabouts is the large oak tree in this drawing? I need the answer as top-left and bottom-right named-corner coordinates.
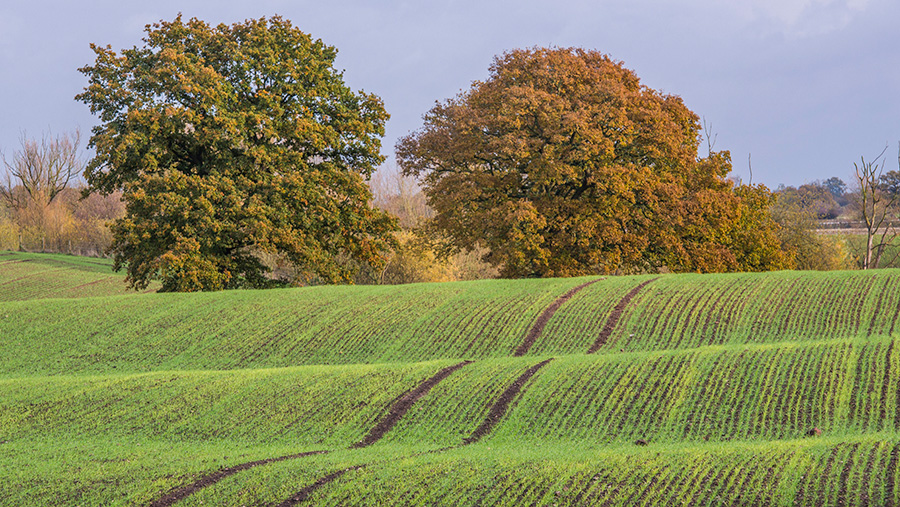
top-left (398, 47), bottom-right (789, 277)
top-left (77, 15), bottom-right (397, 291)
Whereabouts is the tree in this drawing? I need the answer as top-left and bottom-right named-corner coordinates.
top-left (1, 130), bottom-right (83, 209)
top-left (769, 188), bottom-right (851, 270)
top-left (76, 15), bottom-right (397, 291)
top-left (775, 183), bottom-right (840, 220)
top-left (397, 47), bottom-right (789, 277)
top-left (1, 131), bottom-right (84, 251)
top-left (366, 168), bottom-right (499, 284)
top-left (823, 176), bottom-right (847, 198)
top-left (852, 146), bottom-right (899, 269)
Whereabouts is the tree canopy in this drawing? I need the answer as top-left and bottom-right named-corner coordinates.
top-left (398, 47), bottom-right (789, 277)
top-left (77, 15), bottom-right (397, 291)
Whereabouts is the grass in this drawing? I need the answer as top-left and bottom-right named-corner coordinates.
top-left (4, 251), bottom-right (900, 505)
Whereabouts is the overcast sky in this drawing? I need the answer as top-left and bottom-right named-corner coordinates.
top-left (1, 0), bottom-right (898, 187)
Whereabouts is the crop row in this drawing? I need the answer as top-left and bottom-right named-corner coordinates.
top-left (0, 360), bottom-right (467, 447)
top-left (0, 276), bottom-right (600, 375)
top-left (132, 439), bottom-right (900, 506)
top-left (0, 252), bottom-right (146, 301)
top-left (0, 272), bottom-right (130, 302)
top-left (586, 270), bottom-right (900, 352)
top-left (7, 268), bottom-right (900, 375)
top-left (6, 341), bottom-right (900, 449)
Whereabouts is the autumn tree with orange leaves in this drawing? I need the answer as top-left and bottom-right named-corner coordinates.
top-left (398, 47), bottom-right (790, 277)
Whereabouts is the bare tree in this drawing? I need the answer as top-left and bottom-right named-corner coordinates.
top-left (0, 130), bottom-right (85, 252)
top-left (852, 145), bottom-right (897, 269)
top-left (369, 166), bottom-right (432, 229)
top-left (1, 130), bottom-right (84, 209)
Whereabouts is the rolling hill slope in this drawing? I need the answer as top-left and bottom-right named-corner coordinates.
top-left (0, 251), bottom-right (158, 301)
top-left (2, 252), bottom-right (899, 506)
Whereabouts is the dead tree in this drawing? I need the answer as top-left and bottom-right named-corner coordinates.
top-left (852, 145), bottom-right (897, 269)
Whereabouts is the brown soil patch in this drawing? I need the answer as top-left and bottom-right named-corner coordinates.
top-left (463, 358), bottom-right (554, 445)
top-left (148, 451), bottom-right (328, 507)
top-left (588, 278), bottom-right (658, 353)
top-left (513, 278), bottom-right (603, 356)
top-left (351, 361), bottom-right (472, 448)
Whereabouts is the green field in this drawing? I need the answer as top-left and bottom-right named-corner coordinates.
top-left (3, 252), bottom-right (900, 505)
top-left (0, 252), bottom-right (159, 301)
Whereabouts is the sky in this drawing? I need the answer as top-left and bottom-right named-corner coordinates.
top-left (1, 0), bottom-right (898, 188)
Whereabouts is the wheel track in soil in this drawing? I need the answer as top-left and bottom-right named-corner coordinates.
top-left (587, 278), bottom-right (659, 353)
top-left (147, 451), bottom-right (329, 507)
top-left (275, 358), bottom-right (555, 505)
top-left (142, 271), bottom-right (887, 506)
top-left (512, 278), bottom-right (603, 356)
top-left (269, 279), bottom-right (583, 504)
top-left (351, 360), bottom-right (473, 448)
top-left (147, 360), bottom-right (472, 506)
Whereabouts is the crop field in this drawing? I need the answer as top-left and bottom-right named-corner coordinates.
top-left (0, 251), bottom-right (159, 301)
top-left (3, 251), bottom-right (900, 505)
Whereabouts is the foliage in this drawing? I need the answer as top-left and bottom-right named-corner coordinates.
top-left (398, 47), bottom-right (788, 277)
top-left (368, 169), bottom-right (499, 284)
top-left (727, 183), bottom-right (795, 271)
top-left (775, 182), bottom-right (842, 219)
top-left (823, 176), bottom-right (848, 198)
top-left (378, 230), bottom-right (455, 284)
top-left (76, 15), bottom-right (397, 291)
top-left (0, 130), bottom-right (83, 209)
top-left (770, 188), bottom-right (853, 270)
top-left (0, 131), bottom-right (119, 255)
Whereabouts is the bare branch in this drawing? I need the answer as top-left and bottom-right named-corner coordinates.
top-left (747, 153), bottom-right (753, 186)
top-left (852, 144), bottom-right (895, 269)
top-left (702, 116), bottom-right (717, 156)
top-left (1, 130), bottom-right (84, 209)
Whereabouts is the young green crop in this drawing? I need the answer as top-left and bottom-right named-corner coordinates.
top-left (0, 251), bottom-right (157, 300)
top-left (0, 276), bottom-right (585, 376)
top-left (9, 253), bottom-right (900, 505)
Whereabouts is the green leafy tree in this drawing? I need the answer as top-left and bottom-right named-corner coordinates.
top-left (823, 176), bottom-right (847, 198)
top-left (77, 15), bottom-right (397, 291)
top-left (397, 47), bottom-right (789, 277)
